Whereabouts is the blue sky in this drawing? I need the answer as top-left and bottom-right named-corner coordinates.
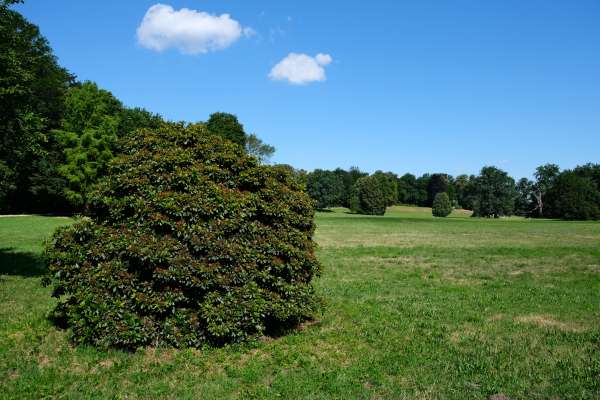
top-left (17, 0), bottom-right (600, 178)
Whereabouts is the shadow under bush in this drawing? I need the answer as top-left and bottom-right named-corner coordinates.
top-left (44, 124), bottom-right (322, 350)
top-left (0, 248), bottom-right (46, 277)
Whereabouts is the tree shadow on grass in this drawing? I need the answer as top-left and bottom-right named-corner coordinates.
top-left (0, 248), bottom-right (46, 277)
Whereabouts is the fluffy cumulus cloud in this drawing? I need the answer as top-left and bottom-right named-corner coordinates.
top-left (136, 4), bottom-right (252, 54)
top-left (269, 53), bottom-right (333, 85)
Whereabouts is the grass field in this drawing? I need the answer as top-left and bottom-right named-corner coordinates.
top-left (1, 207), bottom-right (599, 399)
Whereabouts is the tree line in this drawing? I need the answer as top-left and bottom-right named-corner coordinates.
top-left (301, 164), bottom-right (600, 220)
top-left (2, 2), bottom-right (598, 221)
top-left (0, 1), bottom-right (274, 214)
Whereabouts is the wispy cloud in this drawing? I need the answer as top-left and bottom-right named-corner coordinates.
top-left (136, 4), bottom-right (253, 55)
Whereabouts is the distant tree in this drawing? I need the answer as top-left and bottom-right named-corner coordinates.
top-left (454, 174), bottom-right (475, 209)
top-left (206, 112), bottom-right (246, 147)
top-left (427, 173), bottom-right (449, 207)
top-left (0, 2), bottom-right (73, 211)
top-left (398, 173), bottom-right (420, 205)
top-left (373, 171), bottom-right (398, 206)
top-left (338, 167), bottom-right (368, 207)
top-left (446, 175), bottom-right (457, 205)
top-left (573, 163), bottom-right (600, 190)
top-left (545, 172), bottom-right (600, 220)
top-left (245, 133), bottom-right (275, 163)
top-left (471, 166), bottom-right (516, 218)
top-left (350, 175), bottom-right (386, 215)
top-left (514, 178), bottom-right (535, 217)
top-left (532, 163), bottom-right (560, 217)
top-left (432, 192), bottom-right (452, 217)
top-left (306, 169), bottom-right (345, 209)
top-left (415, 174), bottom-right (431, 206)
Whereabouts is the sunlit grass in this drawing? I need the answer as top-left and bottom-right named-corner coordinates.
top-left (1, 208), bottom-right (599, 399)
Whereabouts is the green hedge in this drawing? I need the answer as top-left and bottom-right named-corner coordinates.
top-left (45, 123), bottom-right (321, 349)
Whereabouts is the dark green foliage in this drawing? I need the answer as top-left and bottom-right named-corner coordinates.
top-left (531, 163), bottom-right (560, 217)
top-left (306, 169), bottom-right (345, 209)
top-left (373, 171), bottom-right (399, 206)
top-left (414, 174), bottom-right (431, 206)
top-left (432, 192), bottom-right (452, 217)
top-left (206, 112), bottom-right (246, 147)
top-left (453, 174), bottom-right (477, 210)
top-left (117, 107), bottom-right (164, 139)
top-left (397, 173), bottom-right (420, 204)
top-left (0, 3), bottom-right (73, 211)
top-left (471, 166), bottom-right (516, 218)
top-left (44, 124), bottom-right (321, 349)
top-left (332, 167), bottom-right (367, 208)
top-left (426, 174), bottom-right (449, 207)
top-left (545, 172), bottom-right (600, 220)
top-left (350, 175), bottom-right (386, 215)
top-left (514, 177), bottom-right (534, 217)
top-left (573, 163), bottom-right (600, 190)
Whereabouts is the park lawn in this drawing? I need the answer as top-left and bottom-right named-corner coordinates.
top-left (0, 207), bottom-right (599, 399)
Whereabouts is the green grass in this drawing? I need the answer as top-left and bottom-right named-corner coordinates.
top-left (1, 207), bottom-right (599, 399)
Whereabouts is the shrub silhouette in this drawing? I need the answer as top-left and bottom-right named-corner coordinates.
top-left (432, 192), bottom-right (452, 217)
top-left (45, 124), bottom-right (321, 349)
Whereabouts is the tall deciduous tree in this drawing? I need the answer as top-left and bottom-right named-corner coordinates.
top-left (532, 163), bottom-right (560, 217)
top-left (471, 166), bottom-right (516, 218)
top-left (245, 133), bottom-right (275, 163)
top-left (0, 2), bottom-right (73, 211)
top-left (514, 177), bottom-right (534, 217)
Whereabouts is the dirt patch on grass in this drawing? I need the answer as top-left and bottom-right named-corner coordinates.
top-left (143, 348), bottom-right (175, 366)
top-left (38, 354), bottom-right (52, 368)
top-left (514, 314), bottom-right (587, 333)
top-left (98, 359), bottom-right (115, 369)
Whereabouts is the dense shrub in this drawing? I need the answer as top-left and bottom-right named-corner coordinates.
top-left (432, 192), bottom-right (452, 217)
top-left (350, 175), bottom-right (386, 215)
top-left (44, 124), bottom-right (321, 349)
top-left (545, 172), bottom-right (600, 220)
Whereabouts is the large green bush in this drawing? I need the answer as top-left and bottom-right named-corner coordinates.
top-left (350, 175), bottom-right (386, 216)
top-left (44, 124), bottom-right (321, 349)
top-left (432, 192), bottom-right (452, 217)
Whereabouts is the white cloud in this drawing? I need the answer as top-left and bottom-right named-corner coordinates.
top-left (136, 4), bottom-right (252, 54)
top-left (269, 53), bottom-right (333, 85)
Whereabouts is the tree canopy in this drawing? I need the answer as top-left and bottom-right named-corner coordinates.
top-left (0, 2), bottom-right (73, 211)
top-left (471, 166), bottom-right (516, 218)
top-left (206, 112), bottom-right (246, 147)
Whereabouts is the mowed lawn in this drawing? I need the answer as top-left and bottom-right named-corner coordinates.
top-left (1, 207), bottom-right (599, 399)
